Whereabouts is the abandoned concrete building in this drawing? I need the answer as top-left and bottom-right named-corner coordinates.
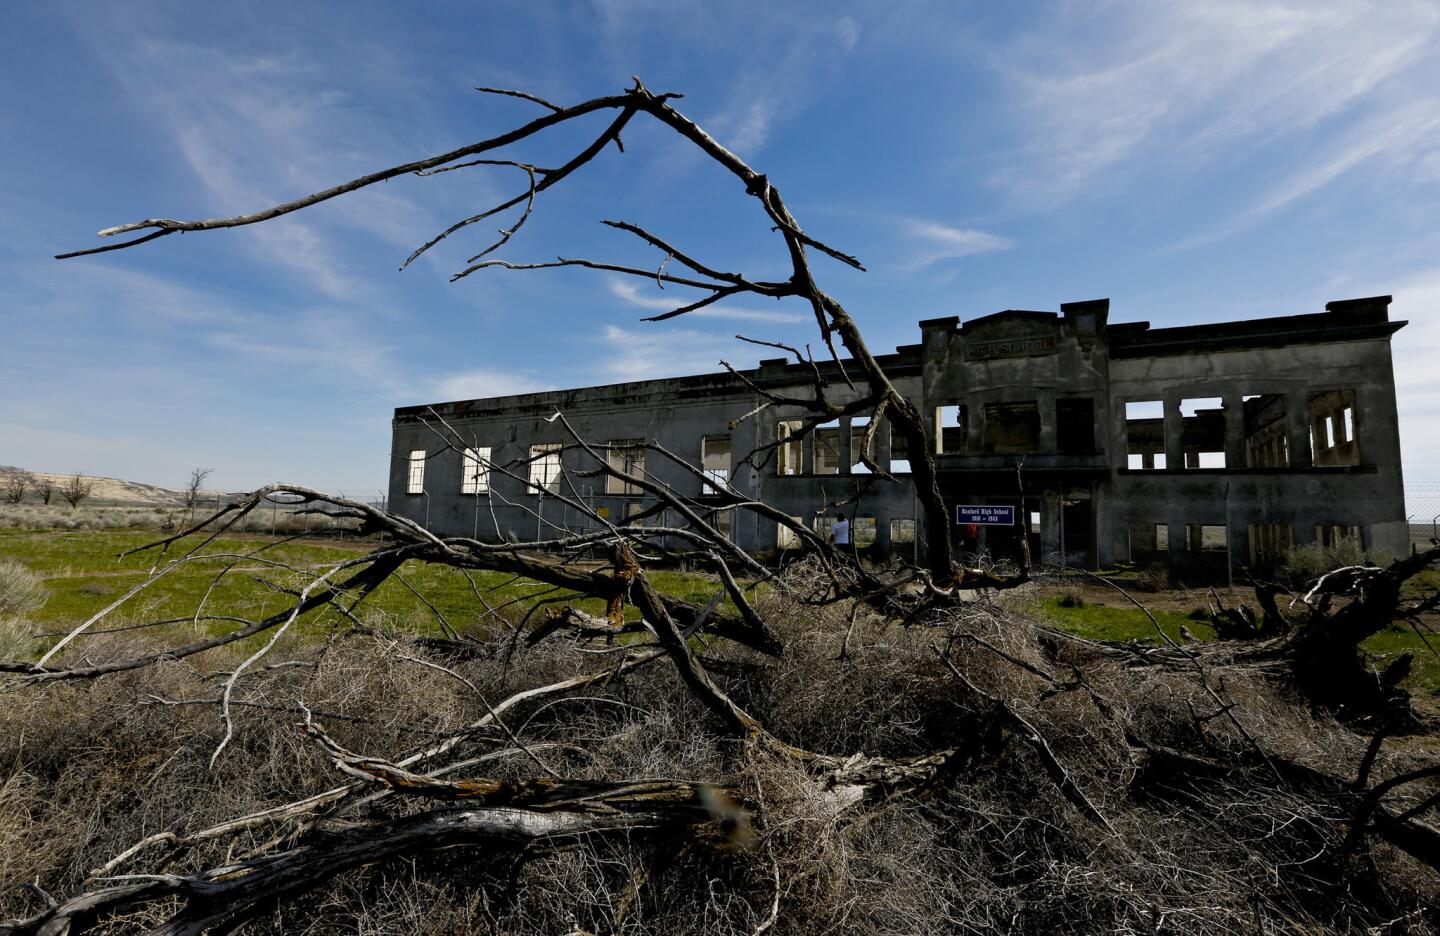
top-left (389, 295), bottom-right (1408, 572)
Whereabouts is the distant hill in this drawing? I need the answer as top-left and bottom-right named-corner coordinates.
top-left (3, 469), bottom-right (194, 507)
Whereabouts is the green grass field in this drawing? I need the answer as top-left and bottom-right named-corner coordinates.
top-left (1033, 594), bottom-right (1440, 698)
top-left (3, 528), bottom-right (1436, 698)
top-left (0, 529), bottom-right (726, 652)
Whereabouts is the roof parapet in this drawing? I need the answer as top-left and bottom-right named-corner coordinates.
top-left (1325, 295), bottom-right (1392, 321)
top-left (1061, 298), bottom-right (1109, 341)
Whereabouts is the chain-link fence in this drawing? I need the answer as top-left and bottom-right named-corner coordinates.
top-left (1405, 483), bottom-right (1440, 550)
top-left (187, 489), bottom-right (390, 537)
top-left (1104, 481), bottom-right (1440, 585)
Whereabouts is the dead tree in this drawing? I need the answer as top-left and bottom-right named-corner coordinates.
top-left (56, 78), bottom-right (965, 588)
top-left (1210, 547), bottom-right (1440, 723)
top-left (58, 472), bottom-right (94, 509)
top-left (0, 469), bottom-right (32, 505)
top-left (35, 477), bottom-right (55, 506)
top-left (6, 80), bottom-right (1435, 933)
top-left (184, 467), bottom-right (213, 516)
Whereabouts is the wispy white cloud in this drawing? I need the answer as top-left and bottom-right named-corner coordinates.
top-left (596, 324), bottom-right (739, 382)
top-left (10, 260), bottom-right (257, 330)
top-left (1389, 269), bottom-right (1440, 480)
top-left (700, 14), bottom-right (864, 158)
top-left (69, 21), bottom-right (452, 301)
top-left (202, 307), bottom-right (400, 388)
top-left (426, 369), bottom-right (551, 402)
top-left (899, 220), bottom-right (1014, 270)
top-left (1168, 100), bottom-right (1440, 249)
top-left (606, 277), bottom-right (805, 323)
top-left (993, 0), bottom-right (1438, 202)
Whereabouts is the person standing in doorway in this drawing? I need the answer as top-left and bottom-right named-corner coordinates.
top-left (831, 512), bottom-right (850, 547)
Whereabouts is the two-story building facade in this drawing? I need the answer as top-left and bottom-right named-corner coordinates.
top-left (389, 296), bottom-right (1408, 571)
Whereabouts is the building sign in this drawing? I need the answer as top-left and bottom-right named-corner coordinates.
top-left (956, 505), bottom-right (1016, 525)
top-left (965, 335), bottom-right (1057, 361)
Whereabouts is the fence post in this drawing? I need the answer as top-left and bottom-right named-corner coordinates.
top-left (1224, 481), bottom-right (1234, 593)
top-left (913, 493), bottom-right (920, 566)
top-left (1058, 501), bottom-right (1066, 577)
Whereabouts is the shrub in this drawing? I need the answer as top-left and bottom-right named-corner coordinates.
top-left (1279, 539), bottom-right (1369, 583)
top-left (0, 559), bottom-right (44, 618)
top-left (0, 560), bottom-right (44, 660)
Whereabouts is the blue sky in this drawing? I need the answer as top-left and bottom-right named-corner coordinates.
top-left (3, 0), bottom-right (1439, 494)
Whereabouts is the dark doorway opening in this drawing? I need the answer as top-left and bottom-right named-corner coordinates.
top-left (1061, 498), bottom-right (1094, 568)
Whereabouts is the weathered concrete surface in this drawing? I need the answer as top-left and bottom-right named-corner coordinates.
top-left (389, 295), bottom-right (1408, 573)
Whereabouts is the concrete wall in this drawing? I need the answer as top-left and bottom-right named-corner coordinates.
top-left (389, 296), bottom-right (1409, 573)
top-left (1109, 335), bottom-right (1408, 563)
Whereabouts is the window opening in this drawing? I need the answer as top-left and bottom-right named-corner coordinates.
top-left (1180, 397), bottom-right (1226, 469)
top-left (935, 404), bottom-right (967, 454)
top-left (1188, 524), bottom-right (1228, 552)
top-left (1056, 397), bottom-right (1095, 453)
top-left (702, 435), bottom-right (731, 493)
top-left (1307, 389), bottom-right (1360, 466)
top-left (406, 450), bottom-right (426, 495)
top-left (776, 420), bottom-right (804, 476)
top-left (1316, 524), bottom-right (1362, 548)
top-left (528, 443), bottom-right (562, 494)
top-left (814, 420), bottom-right (842, 475)
top-left (1248, 523), bottom-right (1292, 567)
top-left (606, 440), bottom-right (645, 495)
top-left (461, 446), bottom-right (491, 494)
top-left (850, 417), bottom-right (872, 473)
top-left (889, 421), bottom-right (911, 474)
top-left (1125, 401), bottom-right (1164, 470)
top-left (983, 401), bottom-right (1040, 454)
top-left (1242, 394), bottom-right (1289, 468)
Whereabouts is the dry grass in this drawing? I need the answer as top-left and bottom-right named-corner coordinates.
top-left (0, 560), bottom-right (44, 660)
top-left (1, 567), bottom-right (1438, 934)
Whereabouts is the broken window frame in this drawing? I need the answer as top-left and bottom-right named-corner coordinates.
top-left (605, 440), bottom-right (646, 496)
top-left (852, 517), bottom-right (877, 547)
top-left (1124, 400), bottom-right (1165, 471)
top-left (1188, 523), bottom-right (1228, 552)
top-left (406, 450), bottom-right (426, 495)
top-left (890, 518), bottom-right (916, 544)
top-left (1055, 397), bottom-right (1095, 453)
top-left (701, 435), bottom-right (732, 494)
top-left (1307, 389), bottom-right (1361, 467)
top-left (460, 446), bottom-right (491, 495)
top-left (1315, 523), bottom-right (1363, 548)
top-left (1179, 397), bottom-right (1226, 469)
top-left (527, 443), bottom-right (563, 495)
top-left (982, 400), bottom-right (1041, 455)
top-left (1248, 522), bottom-right (1293, 567)
top-left (850, 416), bottom-right (872, 474)
top-left (1242, 393), bottom-right (1290, 469)
top-left (813, 420), bottom-right (842, 475)
top-left (934, 404), bottom-right (967, 454)
top-left (888, 420), bottom-right (912, 474)
top-left (776, 420), bottom-right (804, 476)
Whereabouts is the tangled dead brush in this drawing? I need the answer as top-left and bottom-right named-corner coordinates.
top-left (26, 74), bottom-right (1440, 932)
top-left (2, 558), bottom-right (1438, 935)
